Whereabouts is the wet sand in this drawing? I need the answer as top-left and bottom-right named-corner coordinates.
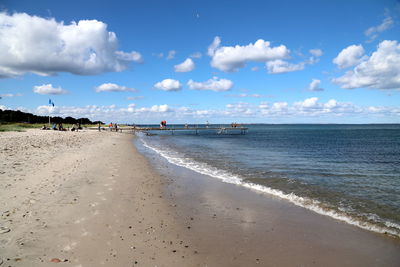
top-left (1, 129), bottom-right (399, 266)
top-left (138, 138), bottom-right (400, 267)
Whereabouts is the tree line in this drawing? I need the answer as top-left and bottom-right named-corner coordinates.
top-left (0, 109), bottom-right (103, 125)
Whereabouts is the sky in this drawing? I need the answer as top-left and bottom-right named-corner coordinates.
top-left (0, 0), bottom-right (399, 124)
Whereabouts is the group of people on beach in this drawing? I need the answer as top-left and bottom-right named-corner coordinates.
top-left (41, 123), bottom-right (81, 131)
top-left (108, 122), bottom-right (120, 132)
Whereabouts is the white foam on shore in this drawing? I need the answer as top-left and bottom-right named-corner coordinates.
top-left (140, 138), bottom-right (400, 238)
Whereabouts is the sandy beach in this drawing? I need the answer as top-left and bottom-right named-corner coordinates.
top-left (0, 129), bottom-right (202, 266)
top-left (1, 129), bottom-right (400, 267)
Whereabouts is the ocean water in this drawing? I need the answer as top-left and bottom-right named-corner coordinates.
top-left (136, 124), bottom-right (400, 237)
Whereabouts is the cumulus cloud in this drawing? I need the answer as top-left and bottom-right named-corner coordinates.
top-left (6, 96), bottom-right (399, 123)
top-left (207, 36), bottom-right (221, 57)
top-left (33, 84), bottom-right (68, 95)
top-left (295, 97), bottom-right (319, 108)
top-left (209, 37), bottom-right (289, 72)
top-left (115, 51), bottom-right (143, 63)
top-left (333, 45), bottom-right (366, 69)
top-left (365, 13), bottom-right (394, 42)
top-left (166, 50), bottom-right (176, 60)
top-left (187, 77), bottom-right (233, 92)
top-left (174, 58), bottom-right (195, 72)
top-left (95, 83), bottom-right (136, 92)
top-left (332, 40), bottom-right (400, 90)
top-left (0, 105), bottom-right (6, 110)
top-left (266, 60), bottom-right (305, 74)
top-left (154, 79), bottom-right (182, 91)
top-left (0, 12), bottom-right (142, 78)
top-left (308, 79), bottom-right (324, 91)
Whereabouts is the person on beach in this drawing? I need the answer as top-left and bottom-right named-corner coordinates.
top-left (160, 120), bottom-right (167, 128)
top-left (71, 124), bottom-right (78, 132)
top-left (98, 122), bottom-right (101, 132)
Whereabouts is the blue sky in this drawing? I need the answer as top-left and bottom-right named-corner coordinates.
top-left (0, 0), bottom-right (399, 123)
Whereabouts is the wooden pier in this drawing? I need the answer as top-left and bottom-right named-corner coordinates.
top-left (136, 126), bottom-right (248, 135)
top-left (89, 126), bottom-right (248, 135)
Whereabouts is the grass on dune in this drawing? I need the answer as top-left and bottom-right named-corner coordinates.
top-left (0, 123), bottom-right (43, 132)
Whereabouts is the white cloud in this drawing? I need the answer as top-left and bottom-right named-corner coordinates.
top-left (127, 96), bottom-right (144, 100)
top-left (332, 40), bottom-right (400, 90)
top-left (266, 59), bottom-right (305, 74)
top-left (0, 105), bottom-right (7, 110)
top-left (333, 45), bottom-right (366, 69)
top-left (115, 51), bottom-right (143, 63)
top-left (174, 58), bottom-right (195, 72)
top-left (309, 49), bottom-right (323, 57)
top-left (190, 52), bottom-right (202, 58)
top-left (272, 102), bottom-right (288, 111)
top-left (365, 14), bottom-right (394, 42)
top-left (308, 79), bottom-right (324, 91)
top-left (209, 37), bottom-right (290, 72)
top-left (166, 50), bottom-right (176, 60)
top-left (187, 77), bottom-right (233, 92)
top-left (95, 83), bottom-right (136, 92)
top-left (0, 93), bottom-right (23, 98)
top-left (207, 36), bottom-right (221, 57)
top-left (295, 97), bottom-right (319, 108)
top-left (33, 84), bottom-right (68, 95)
top-left (225, 93), bottom-right (268, 98)
top-left (154, 79), bottom-right (182, 91)
top-left (0, 12), bottom-right (141, 78)
top-left (5, 97), bottom-right (399, 124)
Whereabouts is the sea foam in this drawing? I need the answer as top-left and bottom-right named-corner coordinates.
top-left (140, 137), bottom-right (400, 238)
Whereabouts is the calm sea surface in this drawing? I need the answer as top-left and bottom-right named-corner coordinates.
top-left (137, 124), bottom-right (400, 237)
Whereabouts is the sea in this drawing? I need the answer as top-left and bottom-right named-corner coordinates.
top-left (135, 124), bottom-right (400, 237)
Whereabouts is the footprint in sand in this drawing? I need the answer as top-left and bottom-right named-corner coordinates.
top-left (0, 226), bottom-right (10, 234)
top-left (74, 217), bottom-right (87, 224)
top-left (81, 231), bottom-right (90, 237)
top-left (63, 241), bottom-right (78, 251)
top-left (89, 202), bottom-right (99, 207)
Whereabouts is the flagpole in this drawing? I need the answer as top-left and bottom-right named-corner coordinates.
top-left (48, 99), bottom-right (51, 126)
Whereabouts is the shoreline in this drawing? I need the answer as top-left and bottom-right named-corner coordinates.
top-left (136, 135), bottom-right (400, 266)
top-left (1, 129), bottom-right (399, 266)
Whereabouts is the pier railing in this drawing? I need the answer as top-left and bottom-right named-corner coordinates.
top-left (87, 126), bottom-right (248, 135)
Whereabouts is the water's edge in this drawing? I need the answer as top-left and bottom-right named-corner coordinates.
top-left (136, 134), bottom-right (400, 238)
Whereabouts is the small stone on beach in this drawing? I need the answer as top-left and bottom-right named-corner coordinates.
top-left (50, 258), bottom-right (61, 263)
top-left (0, 226), bottom-right (10, 234)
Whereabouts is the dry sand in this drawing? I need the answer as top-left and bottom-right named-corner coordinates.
top-left (1, 129), bottom-right (399, 267)
top-left (0, 129), bottom-right (201, 266)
